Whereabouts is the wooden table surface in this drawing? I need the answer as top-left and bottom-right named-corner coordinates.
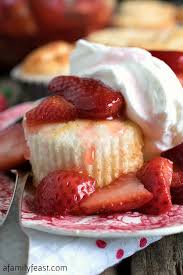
top-left (101, 234), bottom-right (183, 275)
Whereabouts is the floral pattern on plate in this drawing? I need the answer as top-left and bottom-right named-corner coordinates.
top-left (1, 173), bottom-right (183, 238)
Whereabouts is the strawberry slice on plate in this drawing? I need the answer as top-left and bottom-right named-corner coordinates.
top-left (171, 170), bottom-right (183, 204)
top-left (161, 142), bottom-right (183, 167)
top-left (0, 102), bottom-right (33, 131)
top-left (0, 123), bottom-right (27, 170)
top-left (48, 76), bottom-right (125, 119)
top-left (26, 95), bottom-right (77, 126)
top-left (34, 170), bottom-right (96, 216)
top-left (78, 173), bottom-right (152, 215)
top-left (137, 157), bottom-right (173, 215)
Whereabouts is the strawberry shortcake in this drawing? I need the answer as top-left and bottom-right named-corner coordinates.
top-left (21, 40), bottom-right (183, 216)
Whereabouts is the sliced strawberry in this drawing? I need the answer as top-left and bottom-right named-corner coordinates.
top-left (137, 157), bottom-right (173, 215)
top-left (48, 76), bottom-right (125, 119)
top-left (78, 173), bottom-right (152, 215)
top-left (34, 170), bottom-right (96, 216)
top-left (161, 142), bottom-right (183, 168)
top-left (0, 102), bottom-right (34, 131)
top-left (0, 94), bottom-right (7, 112)
top-left (0, 123), bottom-right (27, 170)
top-left (26, 95), bottom-right (77, 126)
top-left (171, 171), bottom-right (183, 204)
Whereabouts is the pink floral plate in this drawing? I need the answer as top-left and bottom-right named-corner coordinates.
top-left (1, 173), bottom-right (183, 238)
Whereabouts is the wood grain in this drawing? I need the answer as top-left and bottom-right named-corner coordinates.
top-left (101, 267), bottom-right (117, 275)
top-left (131, 234), bottom-right (183, 275)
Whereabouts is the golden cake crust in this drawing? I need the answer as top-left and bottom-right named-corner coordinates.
top-left (21, 41), bottom-right (73, 75)
top-left (114, 0), bottom-right (176, 29)
top-left (88, 26), bottom-right (183, 51)
top-left (88, 28), bottom-right (163, 48)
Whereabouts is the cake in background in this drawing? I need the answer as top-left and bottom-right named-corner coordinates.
top-left (114, 0), bottom-right (176, 29)
top-left (11, 41), bottom-right (73, 101)
top-left (88, 26), bottom-right (183, 85)
top-left (0, 0), bottom-right (116, 71)
top-left (88, 27), bottom-right (162, 49)
top-left (87, 26), bottom-right (183, 50)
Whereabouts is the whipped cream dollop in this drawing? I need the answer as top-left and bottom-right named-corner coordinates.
top-left (70, 39), bottom-right (183, 159)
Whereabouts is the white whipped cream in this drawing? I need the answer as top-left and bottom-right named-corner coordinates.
top-left (70, 39), bottom-right (183, 159)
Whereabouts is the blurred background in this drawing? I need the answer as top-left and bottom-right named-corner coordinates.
top-left (1, 0), bottom-right (183, 107)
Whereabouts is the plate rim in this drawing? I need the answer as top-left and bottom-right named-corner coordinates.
top-left (22, 219), bottom-right (183, 238)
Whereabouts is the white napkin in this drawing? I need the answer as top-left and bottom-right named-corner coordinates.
top-left (25, 228), bottom-right (161, 275)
